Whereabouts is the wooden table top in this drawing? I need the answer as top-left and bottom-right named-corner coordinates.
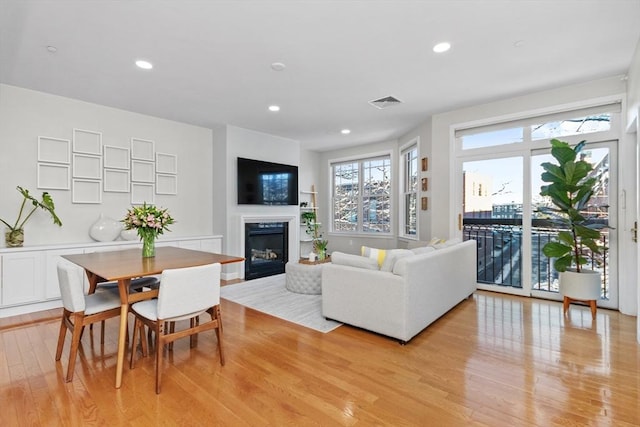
top-left (62, 246), bottom-right (244, 281)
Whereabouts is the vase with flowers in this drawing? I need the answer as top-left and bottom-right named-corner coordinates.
top-left (122, 203), bottom-right (175, 257)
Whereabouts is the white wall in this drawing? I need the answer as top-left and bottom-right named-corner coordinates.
top-left (625, 38), bottom-right (640, 341)
top-left (0, 84), bottom-right (214, 246)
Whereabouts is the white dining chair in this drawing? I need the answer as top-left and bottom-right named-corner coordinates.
top-left (129, 263), bottom-right (224, 394)
top-left (55, 263), bottom-right (122, 382)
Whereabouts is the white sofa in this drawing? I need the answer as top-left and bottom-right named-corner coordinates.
top-left (321, 239), bottom-right (477, 343)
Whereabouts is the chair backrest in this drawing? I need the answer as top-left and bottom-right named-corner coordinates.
top-left (156, 263), bottom-right (221, 320)
top-left (57, 263), bottom-right (86, 313)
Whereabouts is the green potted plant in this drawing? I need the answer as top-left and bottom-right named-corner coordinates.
top-left (0, 186), bottom-right (62, 247)
top-left (539, 139), bottom-right (607, 313)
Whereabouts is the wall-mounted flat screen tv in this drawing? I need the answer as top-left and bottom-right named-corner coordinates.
top-left (237, 157), bottom-right (299, 205)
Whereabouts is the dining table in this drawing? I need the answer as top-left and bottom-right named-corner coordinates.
top-left (62, 246), bottom-right (244, 388)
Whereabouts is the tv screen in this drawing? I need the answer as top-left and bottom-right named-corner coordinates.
top-left (237, 157), bottom-right (299, 205)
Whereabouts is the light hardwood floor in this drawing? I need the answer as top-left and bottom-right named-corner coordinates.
top-left (1, 289), bottom-right (638, 426)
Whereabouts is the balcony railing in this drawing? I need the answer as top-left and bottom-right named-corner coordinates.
top-left (463, 218), bottom-right (609, 299)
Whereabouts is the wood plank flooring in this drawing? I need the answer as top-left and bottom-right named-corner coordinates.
top-left (1, 289), bottom-right (638, 426)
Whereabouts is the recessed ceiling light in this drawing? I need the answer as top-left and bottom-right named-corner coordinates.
top-left (268, 105), bottom-right (280, 112)
top-left (271, 62), bottom-right (286, 71)
top-left (513, 40), bottom-right (525, 48)
top-left (433, 42), bottom-right (451, 53)
top-left (135, 60), bottom-right (153, 70)
top-left (46, 45), bottom-right (57, 53)
top-left (341, 129), bottom-right (351, 135)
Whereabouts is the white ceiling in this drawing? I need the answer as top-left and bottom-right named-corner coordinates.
top-left (1, 0), bottom-right (639, 151)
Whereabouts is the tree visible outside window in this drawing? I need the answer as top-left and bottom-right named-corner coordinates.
top-left (331, 155), bottom-right (391, 234)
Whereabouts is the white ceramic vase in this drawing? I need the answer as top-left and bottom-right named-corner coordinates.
top-left (559, 269), bottom-right (601, 300)
top-left (89, 213), bottom-right (121, 242)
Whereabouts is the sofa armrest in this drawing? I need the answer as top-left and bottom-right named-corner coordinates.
top-left (322, 264), bottom-right (406, 338)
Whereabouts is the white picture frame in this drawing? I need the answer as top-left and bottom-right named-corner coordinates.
top-left (156, 152), bottom-right (177, 174)
top-left (73, 129), bottom-right (102, 155)
top-left (103, 145), bottom-right (130, 169)
top-left (156, 173), bottom-right (178, 195)
top-left (104, 169), bottom-right (130, 192)
top-left (38, 136), bottom-right (70, 164)
top-left (131, 138), bottom-right (154, 161)
top-left (131, 183), bottom-right (154, 204)
top-left (72, 179), bottom-right (102, 204)
top-left (73, 153), bottom-right (102, 179)
top-left (37, 163), bottom-right (70, 190)
top-left (131, 160), bottom-right (154, 182)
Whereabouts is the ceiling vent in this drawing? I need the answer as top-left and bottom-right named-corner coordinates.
top-left (369, 96), bottom-right (403, 109)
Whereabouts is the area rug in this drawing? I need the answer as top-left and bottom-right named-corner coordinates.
top-left (220, 274), bottom-right (341, 333)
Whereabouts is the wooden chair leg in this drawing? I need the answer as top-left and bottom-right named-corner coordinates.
top-left (66, 313), bottom-right (84, 382)
top-left (214, 305), bottom-right (225, 366)
top-left (155, 322), bottom-right (164, 394)
top-left (589, 300), bottom-right (597, 319)
top-left (139, 322), bottom-right (148, 357)
top-left (130, 317), bottom-right (139, 369)
top-left (100, 320), bottom-right (105, 344)
top-left (168, 322), bottom-right (175, 351)
top-left (55, 311), bottom-right (69, 361)
top-left (190, 316), bottom-right (200, 348)
top-left (563, 296), bottom-right (570, 315)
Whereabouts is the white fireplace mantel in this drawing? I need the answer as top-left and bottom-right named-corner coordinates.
top-left (239, 214), bottom-right (298, 279)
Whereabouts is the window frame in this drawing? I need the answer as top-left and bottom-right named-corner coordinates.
top-left (399, 138), bottom-right (418, 239)
top-left (329, 151), bottom-right (393, 236)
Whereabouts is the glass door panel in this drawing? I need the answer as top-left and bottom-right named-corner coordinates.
top-left (530, 146), bottom-right (614, 306)
top-left (462, 157), bottom-right (525, 293)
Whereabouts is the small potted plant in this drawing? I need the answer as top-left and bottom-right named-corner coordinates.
top-left (0, 186), bottom-right (62, 247)
top-left (539, 139), bottom-right (607, 314)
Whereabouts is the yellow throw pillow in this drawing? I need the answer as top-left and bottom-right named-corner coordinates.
top-left (361, 246), bottom-right (387, 268)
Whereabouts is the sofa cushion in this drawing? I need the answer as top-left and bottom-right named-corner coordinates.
top-left (361, 246), bottom-right (387, 267)
top-left (331, 251), bottom-right (380, 270)
top-left (380, 249), bottom-right (414, 272)
top-left (431, 237), bottom-right (462, 249)
top-left (411, 246), bottom-right (436, 255)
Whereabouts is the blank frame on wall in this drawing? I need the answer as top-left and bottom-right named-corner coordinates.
top-left (73, 129), bottom-right (102, 155)
top-left (131, 138), bottom-right (154, 161)
top-left (72, 179), bottom-right (102, 203)
top-left (37, 163), bottom-right (70, 190)
top-left (131, 183), bottom-right (154, 204)
top-left (38, 136), bottom-right (70, 164)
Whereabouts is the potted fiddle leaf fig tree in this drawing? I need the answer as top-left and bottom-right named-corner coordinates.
top-left (539, 139), bottom-right (607, 313)
top-left (0, 186), bottom-right (62, 247)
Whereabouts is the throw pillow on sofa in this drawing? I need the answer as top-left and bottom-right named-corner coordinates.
top-left (411, 246), bottom-right (436, 255)
top-left (380, 249), bottom-right (414, 272)
top-left (331, 251), bottom-right (380, 270)
top-left (361, 246), bottom-right (387, 268)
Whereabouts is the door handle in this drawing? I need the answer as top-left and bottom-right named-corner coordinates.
top-left (632, 221), bottom-right (638, 243)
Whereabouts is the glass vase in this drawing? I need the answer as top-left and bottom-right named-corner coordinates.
top-left (317, 248), bottom-right (326, 261)
top-left (5, 228), bottom-right (24, 247)
top-left (141, 233), bottom-right (156, 258)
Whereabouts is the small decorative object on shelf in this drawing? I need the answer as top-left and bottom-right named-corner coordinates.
top-left (122, 203), bottom-right (175, 258)
top-left (1, 186), bottom-right (62, 247)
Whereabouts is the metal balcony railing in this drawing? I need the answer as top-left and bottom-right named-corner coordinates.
top-left (462, 218), bottom-right (609, 299)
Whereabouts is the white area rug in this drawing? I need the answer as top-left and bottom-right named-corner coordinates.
top-left (221, 273), bottom-right (341, 333)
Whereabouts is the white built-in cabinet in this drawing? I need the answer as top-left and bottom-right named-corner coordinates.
top-left (0, 235), bottom-right (222, 318)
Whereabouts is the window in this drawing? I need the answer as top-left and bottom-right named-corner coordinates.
top-left (331, 154), bottom-right (391, 234)
top-left (400, 143), bottom-right (418, 237)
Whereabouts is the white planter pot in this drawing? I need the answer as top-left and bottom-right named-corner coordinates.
top-left (559, 269), bottom-right (601, 301)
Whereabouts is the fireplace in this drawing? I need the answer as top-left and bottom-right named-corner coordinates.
top-left (244, 222), bottom-right (289, 280)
